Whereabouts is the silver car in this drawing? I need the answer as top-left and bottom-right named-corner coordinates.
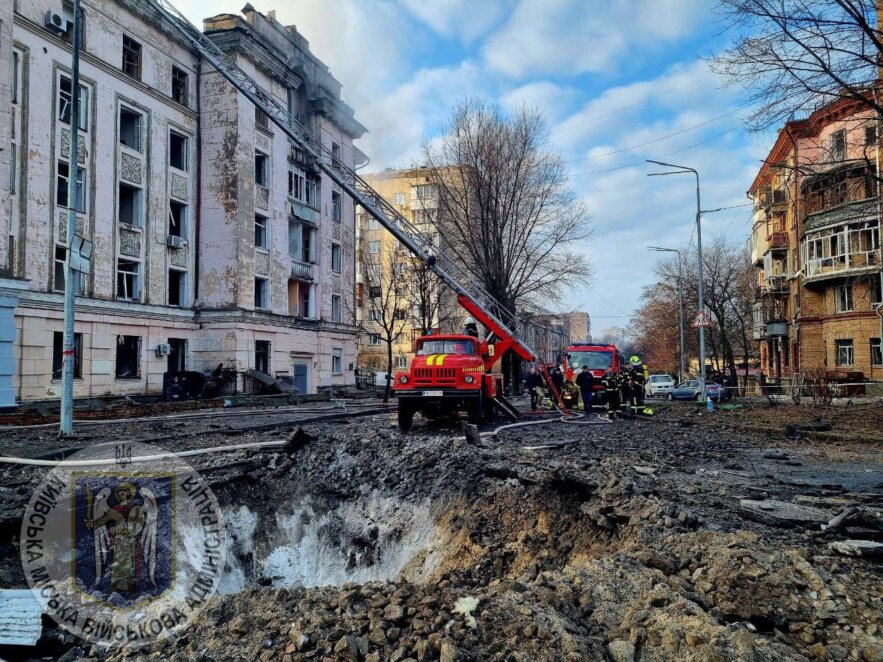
top-left (645, 374), bottom-right (675, 397)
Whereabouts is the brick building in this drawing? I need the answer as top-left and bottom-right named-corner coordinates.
top-left (0, 0), bottom-right (365, 403)
top-left (749, 97), bottom-right (882, 384)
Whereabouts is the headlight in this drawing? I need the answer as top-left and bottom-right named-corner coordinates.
top-left (399, 375), bottom-right (408, 384)
top-left (464, 374), bottom-right (475, 384)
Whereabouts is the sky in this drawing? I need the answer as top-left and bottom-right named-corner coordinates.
top-left (178, 0), bottom-right (776, 334)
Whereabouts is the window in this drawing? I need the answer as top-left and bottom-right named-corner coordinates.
top-left (116, 259), bottom-right (140, 300)
top-left (168, 200), bottom-right (186, 237)
top-left (118, 183), bottom-right (143, 227)
top-left (394, 192), bottom-right (406, 205)
top-left (395, 355), bottom-right (408, 369)
top-left (289, 166), bottom-right (305, 201)
top-left (368, 333), bottom-right (381, 345)
top-left (331, 347), bottom-right (342, 374)
top-left (302, 226), bottom-right (315, 263)
top-left (394, 309), bottom-right (408, 320)
top-left (54, 245), bottom-right (84, 294)
top-left (168, 338), bottom-right (187, 372)
top-left (367, 241), bottom-right (380, 254)
top-left (52, 331), bottom-right (82, 379)
top-left (10, 144), bottom-right (16, 195)
top-left (872, 338), bottom-right (882, 366)
top-left (369, 286), bottom-right (381, 299)
top-left (59, 76), bottom-right (88, 131)
top-left (332, 191), bottom-right (341, 221)
top-left (866, 125), bottom-right (877, 147)
top-left (835, 339), bottom-right (854, 366)
top-left (255, 214), bottom-right (268, 248)
top-left (122, 35), bottom-right (141, 80)
top-left (255, 340), bottom-right (270, 374)
top-left (331, 243), bottom-right (342, 273)
top-left (413, 184), bottom-right (436, 200)
top-left (12, 51), bottom-right (18, 105)
top-left (255, 91), bottom-right (270, 131)
top-left (331, 142), bottom-right (341, 168)
top-left (254, 277), bottom-right (269, 309)
top-left (169, 131), bottom-right (188, 171)
top-left (368, 309), bottom-right (379, 322)
top-left (56, 161), bottom-right (85, 212)
top-left (830, 129), bottom-right (846, 161)
top-left (835, 284), bottom-right (853, 312)
top-left (301, 284), bottom-right (311, 317)
top-left (168, 269), bottom-right (185, 306)
top-left (171, 66), bottom-right (188, 106)
top-left (871, 278), bottom-right (882, 305)
top-left (115, 335), bottom-right (141, 378)
top-left (255, 151), bottom-right (268, 187)
top-left (119, 107), bottom-right (142, 151)
top-left (331, 294), bottom-right (342, 322)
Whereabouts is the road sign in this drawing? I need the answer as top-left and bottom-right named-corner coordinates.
top-left (692, 310), bottom-right (713, 328)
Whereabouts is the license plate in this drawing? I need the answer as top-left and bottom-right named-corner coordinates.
top-left (422, 390), bottom-right (444, 397)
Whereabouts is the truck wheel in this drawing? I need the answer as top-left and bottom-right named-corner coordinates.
top-left (397, 404), bottom-right (414, 432)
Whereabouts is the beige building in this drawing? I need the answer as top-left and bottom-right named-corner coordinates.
top-left (566, 311), bottom-right (591, 343)
top-left (1, 1), bottom-right (365, 403)
top-left (749, 95), bottom-right (882, 384)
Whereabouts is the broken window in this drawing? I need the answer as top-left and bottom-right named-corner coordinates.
top-left (331, 348), bottom-right (342, 374)
top-left (171, 66), bottom-right (188, 106)
top-left (331, 294), bottom-right (342, 322)
top-left (12, 51), bottom-right (19, 105)
top-left (830, 129), bottom-right (846, 161)
top-left (331, 142), bottom-right (341, 169)
top-left (332, 191), bottom-right (341, 221)
top-left (255, 214), bottom-right (268, 248)
top-left (116, 259), bottom-right (140, 300)
top-left (115, 334), bottom-right (141, 378)
top-left (255, 151), bottom-right (269, 187)
top-left (122, 35), bottom-right (141, 80)
top-left (169, 131), bottom-right (188, 171)
top-left (870, 277), bottom-right (882, 305)
top-left (118, 183), bottom-right (142, 227)
top-left (56, 161), bottom-right (86, 212)
top-left (834, 284), bottom-right (852, 313)
top-left (866, 125), bottom-right (878, 147)
top-left (59, 75), bottom-right (88, 130)
top-left (368, 333), bottom-right (381, 345)
top-left (52, 331), bottom-right (82, 379)
top-left (54, 245), bottom-right (84, 294)
top-left (169, 200), bottom-right (186, 237)
top-left (255, 340), bottom-right (270, 373)
top-left (872, 338), bottom-right (882, 366)
top-left (168, 269), bottom-right (185, 306)
top-left (331, 243), bottom-right (341, 273)
top-left (119, 107), bottom-right (142, 151)
top-left (835, 339), bottom-right (854, 366)
top-left (289, 165), bottom-right (306, 201)
top-left (255, 90), bottom-right (271, 131)
top-left (254, 277), bottom-right (269, 309)
top-left (168, 337), bottom-right (186, 372)
top-left (302, 226), bottom-right (315, 263)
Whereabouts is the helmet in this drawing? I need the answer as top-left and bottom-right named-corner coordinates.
top-left (464, 316), bottom-right (476, 325)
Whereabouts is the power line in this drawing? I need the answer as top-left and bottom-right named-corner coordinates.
top-left (550, 74), bottom-right (713, 136)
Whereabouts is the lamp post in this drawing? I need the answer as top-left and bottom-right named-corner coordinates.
top-left (647, 160), bottom-right (706, 399)
top-left (648, 246), bottom-right (685, 384)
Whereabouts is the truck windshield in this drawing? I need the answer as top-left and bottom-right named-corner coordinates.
top-left (417, 339), bottom-right (476, 355)
top-left (568, 351), bottom-right (613, 370)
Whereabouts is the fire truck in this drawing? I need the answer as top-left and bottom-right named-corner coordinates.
top-left (149, 0), bottom-right (566, 430)
top-left (562, 343), bottom-right (623, 402)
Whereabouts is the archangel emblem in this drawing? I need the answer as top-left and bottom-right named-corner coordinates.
top-left (74, 475), bottom-right (174, 605)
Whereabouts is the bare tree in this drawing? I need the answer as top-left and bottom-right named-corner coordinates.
top-left (403, 258), bottom-right (457, 336)
top-left (423, 99), bottom-right (593, 388)
top-left (354, 243), bottom-right (410, 403)
top-left (711, 0), bottom-right (882, 130)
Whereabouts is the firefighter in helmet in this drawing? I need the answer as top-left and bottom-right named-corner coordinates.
top-left (463, 317), bottom-right (479, 338)
top-left (602, 371), bottom-right (620, 418)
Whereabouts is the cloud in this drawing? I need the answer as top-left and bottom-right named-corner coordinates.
top-left (397, 0), bottom-right (512, 44)
top-left (482, 0), bottom-right (709, 79)
top-left (499, 81), bottom-right (578, 122)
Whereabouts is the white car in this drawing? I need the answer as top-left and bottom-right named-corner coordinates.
top-left (645, 374), bottom-right (675, 397)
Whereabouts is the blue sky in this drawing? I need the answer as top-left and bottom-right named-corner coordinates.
top-left (182, 0), bottom-right (775, 335)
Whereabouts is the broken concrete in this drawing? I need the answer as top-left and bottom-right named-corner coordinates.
top-left (739, 499), bottom-right (830, 528)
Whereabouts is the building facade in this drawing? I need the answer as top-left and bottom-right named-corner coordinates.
top-left (566, 311), bottom-right (591, 343)
top-left (749, 97), bottom-right (883, 384)
top-left (1, 0), bottom-right (365, 402)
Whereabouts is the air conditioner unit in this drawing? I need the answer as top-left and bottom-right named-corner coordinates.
top-left (156, 343), bottom-right (171, 357)
top-left (45, 11), bottom-right (71, 34)
top-left (167, 235), bottom-right (186, 248)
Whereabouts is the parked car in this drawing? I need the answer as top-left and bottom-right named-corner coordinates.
top-left (645, 374), bottom-right (675, 397)
top-left (667, 380), bottom-right (731, 402)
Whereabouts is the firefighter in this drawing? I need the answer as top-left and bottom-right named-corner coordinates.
top-left (631, 367), bottom-right (646, 407)
top-left (602, 371), bottom-right (620, 418)
top-left (550, 366), bottom-right (565, 399)
top-left (525, 366), bottom-right (544, 410)
top-left (463, 317), bottom-right (479, 338)
top-left (575, 364), bottom-right (594, 412)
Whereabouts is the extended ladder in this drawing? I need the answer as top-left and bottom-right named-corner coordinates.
top-left (142, 0), bottom-right (568, 409)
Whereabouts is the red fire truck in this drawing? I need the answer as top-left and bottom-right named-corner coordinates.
top-left (562, 343), bottom-right (623, 401)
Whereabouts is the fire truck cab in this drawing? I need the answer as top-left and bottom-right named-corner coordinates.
top-left (562, 343), bottom-right (623, 402)
top-left (393, 334), bottom-right (502, 431)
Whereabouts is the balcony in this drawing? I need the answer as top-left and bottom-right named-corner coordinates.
top-left (767, 231), bottom-right (788, 252)
top-left (290, 258), bottom-right (314, 281)
top-left (289, 199), bottom-right (319, 226)
top-left (802, 221), bottom-right (881, 283)
top-left (804, 197), bottom-right (877, 233)
top-left (765, 274), bottom-right (788, 292)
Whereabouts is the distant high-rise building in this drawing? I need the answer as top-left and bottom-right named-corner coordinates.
top-left (566, 311), bottom-right (591, 342)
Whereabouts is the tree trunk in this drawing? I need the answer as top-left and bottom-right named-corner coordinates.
top-left (383, 339), bottom-right (393, 403)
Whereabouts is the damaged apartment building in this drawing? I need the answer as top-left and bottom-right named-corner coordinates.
top-left (0, 0), bottom-right (366, 405)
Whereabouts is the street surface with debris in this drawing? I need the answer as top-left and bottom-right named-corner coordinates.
top-left (0, 398), bottom-right (881, 662)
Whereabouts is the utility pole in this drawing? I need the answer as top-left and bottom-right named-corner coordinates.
top-left (648, 246), bottom-right (685, 383)
top-left (647, 160), bottom-right (707, 399)
top-left (60, 0), bottom-right (81, 436)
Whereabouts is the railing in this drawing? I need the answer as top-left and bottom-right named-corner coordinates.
top-left (768, 231), bottom-right (788, 249)
top-left (290, 258), bottom-right (314, 281)
top-left (804, 197), bottom-right (877, 232)
top-left (804, 249), bottom-right (880, 279)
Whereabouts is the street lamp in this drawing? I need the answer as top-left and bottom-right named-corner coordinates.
top-left (648, 246), bottom-right (685, 384)
top-left (646, 160), bottom-right (707, 399)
